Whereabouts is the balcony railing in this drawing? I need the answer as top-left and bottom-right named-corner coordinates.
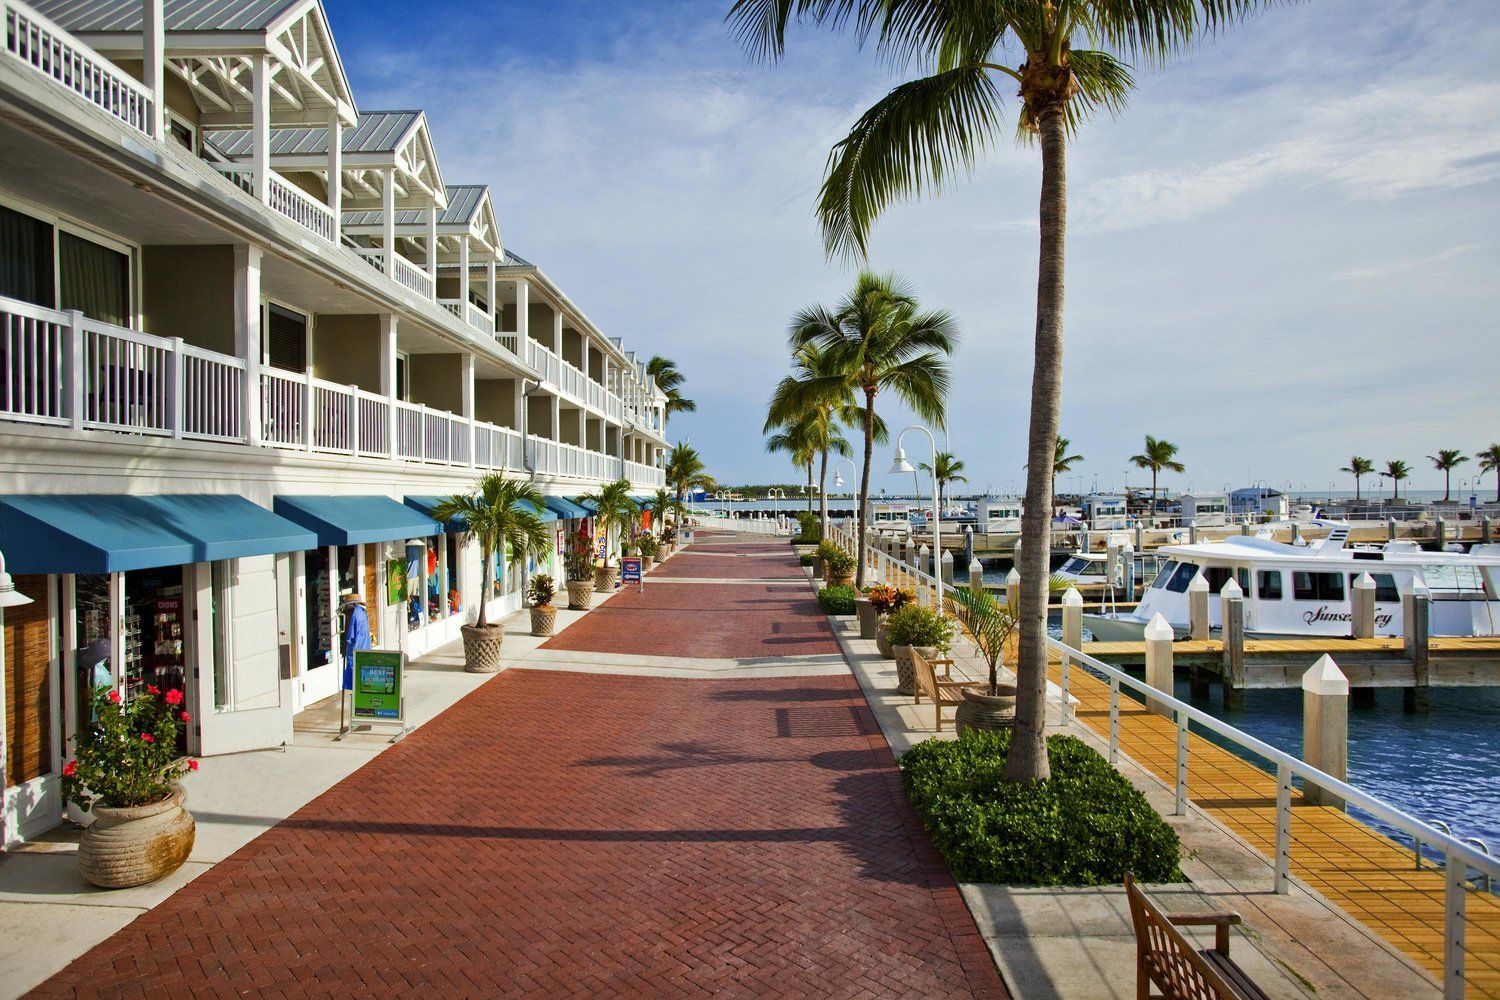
top-left (267, 173), bottom-right (337, 243)
top-left (624, 459), bottom-right (662, 487)
top-left (439, 299), bottom-right (495, 337)
top-left (3, 0), bottom-right (155, 136)
top-left (525, 340), bottom-right (633, 421)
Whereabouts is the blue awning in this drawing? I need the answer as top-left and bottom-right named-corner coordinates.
top-left (274, 496), bottom-right (440, 547)
top-left (403, 495), bottom-right (466, 534)
top-left (575, 498), bottom-right (599, 515)
top-left (0, 494), bottom-right (318, 574)
top-left (544, 496), bottom-right (589, 520)
top-left (518, 499), bottom-right (558, 523)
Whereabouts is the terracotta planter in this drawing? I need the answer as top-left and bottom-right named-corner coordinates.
top-left (830, 569), bottom-right (855, 588)
top-left (956, 684), bottom-right (1019, 736)
top-left (594, 565), bottom-right (619, 592)
top-left (461, 623), bottom-right (505, 673)
top-left (530, 605), bottom-right (556, 637)
top-left (893, 644), bottom-right (916, 695)
top-left (79, 786), bottom-right (194, 889)
top-left (567, 580), bottom-right (594, 610)
top-left (855, 599), bottom-right (879, 640)
top-left (875, 620), bottom-right (894, 658)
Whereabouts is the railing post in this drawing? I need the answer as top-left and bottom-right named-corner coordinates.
top-left (65, 309), bottom-right (85, 429)
top-left (1175, 710), bottom-right (1189, 816)
top-left (302, 368), bottom-right (314, 451)
top-left (345, 384), bottom-right (357, 454)
top-left (167, 337), bottom-right (184, 439)
top-left (1108, 676), bottom-right (1120, 764)
top-left (1444, 847), bottom-right (1467, 1000)
top-left (1274, 761), bottom-right (1292, 894)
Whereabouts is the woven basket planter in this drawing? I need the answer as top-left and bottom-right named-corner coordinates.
top-left (567, 580), bottom-right (594, 610)
top-left (530, 605), bottom-right (556, 637)
top-left (79, 786), bottom-right (195, 889)
top-left (893, 644), bottom-right (916, 695)
top-left (461, 623), bottom-right (505, 673)
top-left (594, 565), bottom-right (619, 592)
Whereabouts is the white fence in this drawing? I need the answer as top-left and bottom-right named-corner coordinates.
top-left (3, 0), bottom-right (155, 136)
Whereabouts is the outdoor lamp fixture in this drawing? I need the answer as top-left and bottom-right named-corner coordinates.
top-left (890, 425), bottom-right (943, 597)
top-left (0, 551), bottom-right (33, 608)
top-left (833, 458), bottom-right (857, 493)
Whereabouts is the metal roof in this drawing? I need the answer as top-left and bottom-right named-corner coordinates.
top-left (204, 111), bottom-right (421, 158)
top-left (31, 0), bottom-right (304, 33)
top-left (500, 248), bottom-right (533, 268)
top-left (341, 185), bottom-right (489, 228)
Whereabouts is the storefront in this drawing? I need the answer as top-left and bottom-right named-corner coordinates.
top-left (0, 494), bottom-right (317, 845)
top-left (402, 496), bottom-right (559, 627)
top-left (271, 497), bottom-right (440, 705)
top-left (543, 496), bottom-right (590, 583)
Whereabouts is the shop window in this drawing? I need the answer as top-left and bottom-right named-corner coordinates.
top-left (212, 562), bottom-right (230, 711)
top-left (445, 535), bottom-right (461, 616)
top-left (425, 538), bottom-right (441, 622)
top-left (1257, 571), bottom-right (1282, 601)
top-left (123, 566), bottom-right (188, 753)
top-left (305, 547), bottom-right (333, 670)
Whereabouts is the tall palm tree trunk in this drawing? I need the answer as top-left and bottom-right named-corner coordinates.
top-left (477, 548), bottom-right (491, 628)
top-left (1006, 104), bottom-right (1068, 785)
top-left (1443, 470), bottom-right (1451, 502)
top-left (818, 447), bottom-right (830, 538)
top-left (807, 462), bottom-right (816, 514)
top-left (1354, 476), bottom-right (1360, 501)
top-left (856, 390), bottom-right (876, 590)
top-left (1150, 469), bottom-right (1158, 518)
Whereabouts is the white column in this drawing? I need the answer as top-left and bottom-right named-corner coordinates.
top-left (514, 278), bottom-right (529, 339)
top-left (251, 55), bottom-right (271, 204)
top-left (233, 244), bottom-right (263, 445)
top-left (426, 203), bottom-right (438, 285)
top-left (325, 110), bottom-right (342, 220)
top-left (382, 167), bottom-right (396, 276)
top-left (379, 313), bottom-right (397, 457)
top-left (457, 236), bottom-right (470, 307)
top-left (143, 0), bottom-right (165, 140)
top-left (485, 258), bottom-right (496, 325)
top-left (461, 353), bottom-right (476, 467)
top-left (552, 307), bottom-right (563, 355)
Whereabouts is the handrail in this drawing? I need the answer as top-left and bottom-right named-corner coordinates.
top-left (3, 0), bottom-right (155, 136)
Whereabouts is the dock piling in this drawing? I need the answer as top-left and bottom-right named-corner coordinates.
top-left (1188, 572), bottom-right (1210, 641)
top-left (918, 543), bottom-right (930, 577)
top-left (1436, 517), bottom-right (1447, 550)
top-left (1404, 586), bottom-right (1431, 714)
top-left (1145, 614), bottom-right (1175, 718)
top-left (1302, 654), bottom-right (1349, 809)
top-left (1005, 568), bottom-right (1020, 610)
top-left (1062, 587), bottom-right (1083, 710)
top-left (940, 550), bottom-right (954, 587)
top-left (1122, 542), bottom-right (1137, 602)
top-left (968, 557), bottom-right (983, 594)
top-left (1484, 515), bottom-right (1493, 544)
top-left (1351, 572), bottom-right (1376, 639)
top-left (1223, 595), bottom-right (1246, 711)
top-left (1388, 516), bottom-right (1398, 541)
top-left (1189, 522), bottom-right (1199, 545)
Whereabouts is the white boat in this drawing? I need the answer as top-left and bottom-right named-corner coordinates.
top-left (1084, 529), bottom-right (1500, 641)
top-left (1055, 548), bottom-right (1164, 592)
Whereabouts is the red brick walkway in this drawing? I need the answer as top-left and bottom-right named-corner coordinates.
top-left (35, 536), bottom-right (1006, 998)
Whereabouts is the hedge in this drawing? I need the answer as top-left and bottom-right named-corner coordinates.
top-left (901, 729), bottom-right (1182, 886)
top-left (799, 552), bottom-right (817, 567)
top-left (817, 584), bottom-right (859, 616)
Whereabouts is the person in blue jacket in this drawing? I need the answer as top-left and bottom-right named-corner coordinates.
top-left (340, 590), bottom-right (371, 690)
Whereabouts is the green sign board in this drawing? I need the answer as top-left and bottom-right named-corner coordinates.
top-left (351, 649), bottom-right (403, 722)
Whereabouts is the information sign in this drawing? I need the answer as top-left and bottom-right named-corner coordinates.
top-left (351, 649), bottom-right (404, 723)
top-left (621, 556), bottom-right (643, 588)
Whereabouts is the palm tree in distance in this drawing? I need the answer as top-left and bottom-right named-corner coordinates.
top-left (646, 356), bottom-right (695, 420)
top-left (766, 341), bottom-right (873, 536)
top-left (1479, 444), bottom-right (1500, 503)
top-left (1052, 436), bottom-right (1084, 499)
top-left (776, 272), bottom-right (955, 589)
top-left (432, 475), bottom-right (550, 629)
top-left (1381, 459), bottom-right (1411, 500)
top-left (1129, 436), bottom-right (1185, 517)
top-left (576, 478), bottom-right (639, 568)
top-left (729, 0), bottom-right (1271, 783)
top-left (665, 442), bottom-right (714, 525)
top-left (1340, 456), bottom-right (1374, 501)
top-left (918, 452), bottom-right (968, 508)
top-left (1427, 449), bottom-right (1469, 503)
top-left (765, 416), bottom-right (820, 515)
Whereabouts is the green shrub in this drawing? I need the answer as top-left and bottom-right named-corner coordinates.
top-left (799, 552), bottom-right (817, 567)
top-left (817, 584), bottom-right (859, 615)
top-left (885, 603), bottom-right (955, 652)
top-left (824, 548), bottom-right (855, 574)
top-left (815, 539), bottom-right (843, 563)
top-left (901, 730), bottom-right (1182, 886)
top-left (793, 511), bottom-right (822, 544)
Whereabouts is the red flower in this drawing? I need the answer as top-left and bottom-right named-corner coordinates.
top-left (180, 711), bottom-right (192, 723)
top-left (62, 760), bottom-right (77, 778)
top-left (187, 759), bottom-right (199, 772)
top-left (106, 690), bottom-right (121, 704)
top-left (164, 689), bottom-right (184, 706)
top-left (140, 733), bottom-right (155, 743)
top-left (147, 684), bottom-right (161, 696)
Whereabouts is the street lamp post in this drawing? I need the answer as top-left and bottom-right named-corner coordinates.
top-left (890, 425), bottom-right (943, 600)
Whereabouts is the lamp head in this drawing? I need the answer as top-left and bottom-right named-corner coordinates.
top-left (0, 553), bottom-right (32, 608)
top-left (833, 473), bottom-right (845, 488)
top-left (889, 446), bottom-right (915, 475)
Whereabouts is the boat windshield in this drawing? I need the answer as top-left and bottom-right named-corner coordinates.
top-left (1164, 562), bottom-right (1198, 593)
top-left (1151, 561), bottom-right (1178, 589)
top-left (1061, 558), bottom-right (1089, 575)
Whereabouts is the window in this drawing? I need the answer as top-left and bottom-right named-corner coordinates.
top-left (0, 203), bottom-right (55, 307)
top-left (1293, 572), bottom-right (1344, 601)
top-left (166, 112), bottom-right (196, 154)
top-left (1061, 558), bottom-right (1088, 575)
top-left (1257, 570), bottom-right (1282, 601)
top-left (1358, 573), bottom-right (1399, 602)
top-left (266, 304), bottom-right (307, 373)
top-left (58, 230), bottom-right (131, 326)
top-left (1204, 566), bottom-right (1235, 592)
top-left (1165, 562), bottom-right (1197, 593)
top-left (1151, 561), bottom-right (1179, 590)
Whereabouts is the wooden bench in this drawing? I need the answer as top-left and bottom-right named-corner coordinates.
top-left (1125, 875), bottom-right (1267, 1000)
top-left (911, 647), bottom-right (965, 732)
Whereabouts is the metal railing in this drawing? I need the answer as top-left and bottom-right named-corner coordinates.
top-left (1049, 633), bottom-right (1496, 999)
top-left (3, 0), bottom-right (155, 136)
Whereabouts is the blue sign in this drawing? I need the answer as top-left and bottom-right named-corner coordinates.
top-left (621, 556), bottom-right (643, 585)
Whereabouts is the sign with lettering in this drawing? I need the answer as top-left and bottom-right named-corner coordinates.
top-left (621, 557), bottom-right (643, 587)
top-left (351, 649), bottom-right (404, 722)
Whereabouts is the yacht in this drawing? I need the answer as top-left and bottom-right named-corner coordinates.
top-left (1084, 529), bottom-right (1500, 640)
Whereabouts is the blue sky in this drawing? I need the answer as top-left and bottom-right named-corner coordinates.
top-left (326, 0), bottom-right (1500, 497)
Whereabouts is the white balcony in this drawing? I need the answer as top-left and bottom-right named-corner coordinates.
top-left (349, 247), bottom-right (435, 300)
top-left (439, 299), bottom-right (495, 337)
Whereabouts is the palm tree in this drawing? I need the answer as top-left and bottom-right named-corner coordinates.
top-left (729, 0), bottom-right (1270, 783)
top-left (1129, 436), bottom-right (1185, 517)
top-left (1340, 456), bottom-right (1374, 501)
top-left (779, 272), bottom-right (956, 589)
top-left (1427, 449), bottom-right (1469, 502)
top-left (646, 356), bottom-right (695, 420)
top-left (766, 416), bottom-right (819, 515)
top-left (1380, 460), bottom-right (1411, 500)
top-left (1479, 444), bottom-right (1500, 503)
top-left (918, 452), bottom-right (968, 508)
top-left (577, 478), bottom-right (639, 567)
top-left (1052, 436), bottom-right (1084, 498)
top-left (431, 475), bottom-right (551, 629)
top-left (665, 442), bottom-right (714, 521)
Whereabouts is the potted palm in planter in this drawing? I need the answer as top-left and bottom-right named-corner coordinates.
top-left (433, 475), bottom-right (551, 673)
top-left (529, 574), bottom-right (557, 637)
top-left (63, 685), bottom-right (199, 888)
top-left (577, 478), bottom-right (637, 593)
top-left (650, 488), bottom-right (674, 558)
top-left (870, 585), bottom-right (913, 657)
top-left (885, 603), bottom-right (955, 696)
top-left (813, 539), bottom-right (841, 580)
top-left (565, 527), bottom-right (595, 610)
top-left (638, 532), bottom-right (659, 572)
top-left (825, 548), bottom-right (856, 587)
top-left (949, 585), bottom-right (1021, 734)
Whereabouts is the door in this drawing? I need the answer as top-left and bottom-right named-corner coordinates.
top-left (196, 557), bottom-right (291, 756)
top-left (3, 574), bottom-right (59, 845)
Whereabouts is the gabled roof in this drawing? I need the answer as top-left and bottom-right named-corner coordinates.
top-left (32, 0), bottom-right (298, 32)
top-left (501, 248), bottom-right (532, 267)
top-left (340, 184), bottom-right (500, 257)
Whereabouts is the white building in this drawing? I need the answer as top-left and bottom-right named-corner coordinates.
top-left (0, 0), bottom-right (670, 845)
top-left (1177, 492), bottom-right (1228, 525)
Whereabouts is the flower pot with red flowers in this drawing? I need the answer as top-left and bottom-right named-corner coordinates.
top-left (564, 531), bottom-right (595, 610)
top-left (63, 685), bottom-right (199, 889)
top-left (529, 574), bottom-right (557, 637)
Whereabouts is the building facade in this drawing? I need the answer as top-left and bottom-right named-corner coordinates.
top-left (0, 0), bottom-right (670, 845)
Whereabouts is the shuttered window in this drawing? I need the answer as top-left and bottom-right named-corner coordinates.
top-left (4, 574), bottom-right (52, 785)
top-left (266, 304), bottom-right (307, 373)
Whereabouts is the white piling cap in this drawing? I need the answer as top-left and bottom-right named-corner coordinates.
top-left (968, 557), bottom-right (984, 573)
top-left (1005, 568), bottom-right (1021, 585)
top-left (1302, 654), bottom-right (1349, 696)
top-left (1062, 586), bottom-right (1084, 607)
top-left (1353, 572), bottom-right (1376, 590)
top-left (940, 550), bottom-right (954, 565)
top-left (1188, 572), bottom-right (1209, 593)
top-left (919, 543), bottom-right (930, 554)
top-left (1144, 613), bottom-right (1175, 641)
top-left (1220, 577), bottom-right (1243, 599)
